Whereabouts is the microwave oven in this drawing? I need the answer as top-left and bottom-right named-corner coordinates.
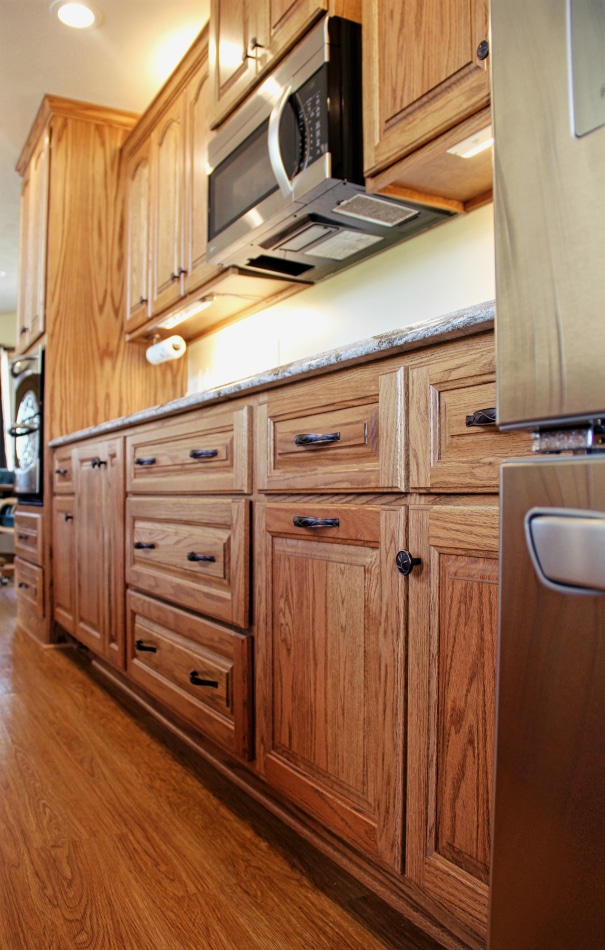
top-left (207, 17), bottom-right (455, 283)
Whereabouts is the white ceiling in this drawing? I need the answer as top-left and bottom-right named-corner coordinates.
top-left (0, 0), bottom-right (210, 315)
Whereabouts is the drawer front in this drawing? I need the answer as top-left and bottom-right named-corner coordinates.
top-left (15, 557), bottom-right (44, 618)
top-left (126, 590), bottom-right (253, 759)
top-left (125, 496), bottom-right (250, 628)
top-left (14, 509), bottom-right (44, 564)
top-left (126, 404), bottom-right (251, 494)
top-left (258, 364), bottom-right (406, 492)
top-left (408, 337), bottom-right (533, 492)
top-left (52, 449), bottom-right (74, 494)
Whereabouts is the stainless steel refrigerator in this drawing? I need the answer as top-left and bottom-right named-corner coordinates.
top-left (488, 1), bottom-right (605, 947)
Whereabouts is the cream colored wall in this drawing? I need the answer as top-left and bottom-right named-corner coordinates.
top-left (0, 313), bottom-right (16, 349)
top-left (186, 203), bottom-right (495, 393)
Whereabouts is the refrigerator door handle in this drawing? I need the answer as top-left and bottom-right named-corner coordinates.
top-left (525, 507), bottom-right (605, 595)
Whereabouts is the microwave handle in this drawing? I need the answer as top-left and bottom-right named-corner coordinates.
top-left (268, 84), bottom-right (294, 198)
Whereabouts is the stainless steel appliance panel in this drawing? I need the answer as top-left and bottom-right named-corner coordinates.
top-left (492, 0), bottom-right (605, 429)
top-left (489, 456), bottom-right (605, 949)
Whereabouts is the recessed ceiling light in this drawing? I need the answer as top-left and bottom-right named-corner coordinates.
top-left (49, 1), bottom-right (103, 30)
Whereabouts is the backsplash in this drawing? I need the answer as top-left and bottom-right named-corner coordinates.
top-left (187, 203), bottom-right (495, 393)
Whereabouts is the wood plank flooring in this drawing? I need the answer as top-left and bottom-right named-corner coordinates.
top-left (0, 587), bottom-right (445, 949)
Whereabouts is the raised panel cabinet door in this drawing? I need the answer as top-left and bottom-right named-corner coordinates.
top-left (151, 95), bottom-right (186, 316)
top-left (16, 129), bottom-right (49, 352)
top-left (74, 438), bottom-right (125, 669)
top-left (184, 58), bottom-right (220, 295)
top-left (209, 0), bottom-right (263, 127)
top-left (405, 501), bottom-right (498, 941)
top-left (52, 496), bottom-right (75, 634)
top-left (125, 137), bottom-right (151, 333)
top-left (256, 501), bottom-right (407, 868)
top-left (363, 0), bottom-right (490, 177)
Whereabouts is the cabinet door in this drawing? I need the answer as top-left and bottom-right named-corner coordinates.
top-left (209, 0), bottom-right (264, 127)
top-left (151, 95), bottom-right (186, 316)
top-left (16, 129), bottom-right (49, 352)
top-left (363, 0), bottom-right (490, 177)
top-left (125, 137), bottom-right (151, 334)
top-left (74, 438), bottom-right (125, 669)
top-left (406, 501), bottom-right (498, 940)
top-left (184, 58), bottom-right (220, 295)
top-left (256, 501), bottom-right (406, 867)
top-left (52, 496), bottom-right (75, 634)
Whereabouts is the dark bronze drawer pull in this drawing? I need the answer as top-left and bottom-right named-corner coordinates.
top-left (465, 407), bottom-right (497, 427)
top-left (186, 552), bottom-right (216, 562)
top-left (293, 516), bottom-right (340, 529)
top-left (189, 448), bottom-right (219, 460)
top-left (91, 458), bottom-right (107, 468)
top-left (134, 457), bottom-right (157, 466)
top-left (189, 670), bottom-right (219, 688)
top-left (64, 514), bottom-right (73, 522)
top-left (294, 432), bottom-right (340, 446)
top-left (395, 551), bottom-right (422, 576)
top-left (17, 534), bottom-right (29, 541)
top-left (55, 468), bottom-right (68, 476)
top-left (135, 639), bottom-right (157, 653)
top-left (134, 542), bottom-right (156, 550)
top-left (18, 582), bottom-right (30, 589)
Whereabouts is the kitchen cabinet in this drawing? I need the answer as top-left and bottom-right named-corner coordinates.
top-left (209, 0), bottom-right (361, 127)
top-left (362, 0), bottom-right (492, 209)
top-left (14, 507), bottom-right (46, 637)
top-left (52, 495), bottom-right (75, 634)
top-left (256, 500), bottom-right (406, 867)
top-left (405, 501), bottom-right (499, 941)
top-left (72, 438), bottom-right (125, 669)
top-left (125, 136), bottom-right (152, 334)
top-left (16, 128), bottom-right (49, 353)
top-left (151, 92), bottom-right (187, 317)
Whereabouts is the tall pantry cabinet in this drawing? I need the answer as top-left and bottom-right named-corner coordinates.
top-left (14, 96), bottom-right (188, 644)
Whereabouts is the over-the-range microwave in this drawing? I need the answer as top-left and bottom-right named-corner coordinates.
top-left (207, 16), bottom-right (455, 284)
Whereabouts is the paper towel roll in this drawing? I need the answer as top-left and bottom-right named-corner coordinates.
top-left (145, 335), bottom-right (187, 365)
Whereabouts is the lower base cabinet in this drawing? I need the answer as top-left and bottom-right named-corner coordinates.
top-left (126, 589), bottom-right (253, 759)
top-left (256, 500), bottom-right (408, 869)
top-left (52, 496), bottom-right (75, 633)
top-left (406, 500), bottom-right (499, 939)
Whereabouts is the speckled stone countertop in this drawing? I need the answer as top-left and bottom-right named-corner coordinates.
top-left (50, 300), bottom-right (495, 447)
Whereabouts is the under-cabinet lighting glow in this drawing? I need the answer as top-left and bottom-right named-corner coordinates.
top-left (447, 125), bottom-right (493, 159)
top-left (157, 295), bottom-right (215, 330)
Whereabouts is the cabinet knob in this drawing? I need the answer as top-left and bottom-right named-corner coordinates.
top-left (242, 36), bottom-right (265, 60)
top-left (64, 513), bottom-right (73, 522)
top-left (186, 552), bottom-right (216, 563)
top-left (395, 551), bottom-right (422, 576)
top-left (476, 40), bottom-right (489, 60)
top-left (91, 458), bottom-right (107, 469)
top-left (139, 296), bottom-right (148, 305)
top-left (189, 670), bottom-right (219, 688)
top-left (20, 326), bottom-right (29, 335)
top-left (465, 407), bottom-right (496, 427)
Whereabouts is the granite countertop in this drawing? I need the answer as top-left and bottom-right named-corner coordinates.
top-left (50, 300), bottom-right (495, 447)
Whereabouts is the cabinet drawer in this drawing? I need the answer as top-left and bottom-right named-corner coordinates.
top-left (408, 337), bottom-right (533, 492)
top-left (126, 590), bottom-right (253, 759)
top-left (258, 364), bottom-right (406, 492)
top-left (126, 405), bottom-right (251, 494)
top-left (52, 449), bottom-right (74, 494)
top-left (125, 496), bottom-right (250, 628)
top-left (14, 509), bottom-right (44, 564)
top-left (15, 557), bottom-right (44, 618)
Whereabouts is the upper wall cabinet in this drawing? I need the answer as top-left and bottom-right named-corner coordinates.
top-left (125, 137), bottom-right (151, 334)
top-left (209, 0), bottom-right (361, 128)
top-left (16, 128), bottom-right (50, 354)
top-left (362, 0), bottom-right (492, 209)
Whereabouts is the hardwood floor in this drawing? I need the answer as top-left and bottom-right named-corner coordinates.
top-left (0, 587), bottom-right (445, 950)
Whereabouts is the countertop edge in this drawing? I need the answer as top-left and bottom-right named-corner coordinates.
top-left (49, 300), bottom-right (495, 447)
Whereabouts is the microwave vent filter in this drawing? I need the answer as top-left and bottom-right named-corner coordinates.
top-left (306, 229), bottom-right (383, 261)
top-left (334, 194), bottom-right (420, 227)
top-left (275, 224), bottom-right (337, 253)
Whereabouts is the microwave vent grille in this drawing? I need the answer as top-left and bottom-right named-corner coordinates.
top-left (334, 194), bottom-right (419, 227)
